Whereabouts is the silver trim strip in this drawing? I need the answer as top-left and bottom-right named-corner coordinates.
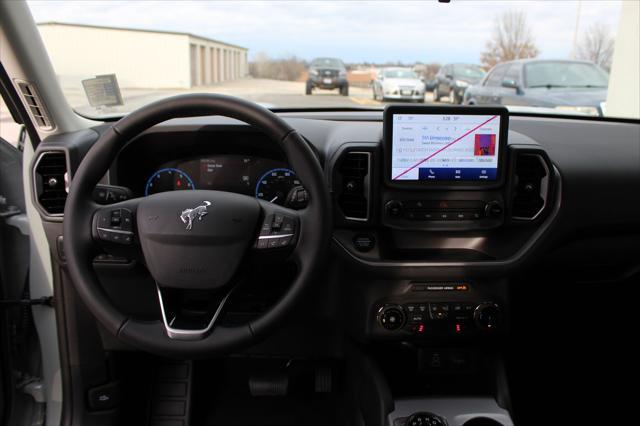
top-left (96, 227), bottom-right (133, 235)
top-left (258, 233), bottom-right (294, 240)
top-left (156, 284), bottom-right (233, 341)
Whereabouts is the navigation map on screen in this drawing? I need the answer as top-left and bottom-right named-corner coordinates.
top-left (390, 113), bottom-right (501, 181)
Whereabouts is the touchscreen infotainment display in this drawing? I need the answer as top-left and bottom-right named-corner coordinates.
top-left (386, 107), bottom-right (507, 185)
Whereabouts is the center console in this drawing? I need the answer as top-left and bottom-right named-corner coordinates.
top-left (382, 106), bottom-right (508, 232)
top-left (332, 105), bottom-right (557, 426)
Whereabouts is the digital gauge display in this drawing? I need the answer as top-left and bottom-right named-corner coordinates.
top-left (144, 168), bottom-right (195, 196)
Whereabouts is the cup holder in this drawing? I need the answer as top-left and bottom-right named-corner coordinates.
top-left (462, 418), bottom-right (504, 426)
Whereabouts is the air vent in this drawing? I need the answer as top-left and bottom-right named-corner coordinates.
top-left (336, 151), bottom-right (371, 221)
top-left (511, 153), bottom-right (549, 220)
top-left (34, 151), bottom-right (68, 215)
top-left (16, 81), bottom-right (53, 130)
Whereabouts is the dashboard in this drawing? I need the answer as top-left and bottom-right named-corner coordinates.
top-left (32, 108), bottom-right (640, 345)
top-left (29, 106), bottom-right (640, 426)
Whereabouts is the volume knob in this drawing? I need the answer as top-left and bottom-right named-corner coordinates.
top-left (385, 200), bottom-right (404, 218)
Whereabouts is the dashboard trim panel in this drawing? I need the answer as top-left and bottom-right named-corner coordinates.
top-left (331, 165), bottom-right (562, 272)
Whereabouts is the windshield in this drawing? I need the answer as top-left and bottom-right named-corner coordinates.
top-left (525, 61), bottom-right (609, 88)
top-left (384, 70), bottom-right (419, 79)
top-left (311, 58), bottom-right (344, 69)
top-left (28, 0), bottom-right (639, 120)
top-left (453, 65), bottom-right (486, 79)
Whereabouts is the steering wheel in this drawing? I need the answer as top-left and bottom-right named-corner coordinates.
top-left (63, 94), bottom-right (330, 357)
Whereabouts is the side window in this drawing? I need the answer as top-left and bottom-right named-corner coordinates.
top-left (0, 96), bottom-right (24, 150)
top-left (485, 65), bottom-right (507, 87)
top-left (504, 65), bottom-right (520, 84)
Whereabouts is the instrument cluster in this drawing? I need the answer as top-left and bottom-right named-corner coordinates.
top-left (142, 154), bottom-right (308, 209)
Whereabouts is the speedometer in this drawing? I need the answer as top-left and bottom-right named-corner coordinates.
top-left (255, 168), bottom-right (304, 206)
top-left (144, 168), bottom-right (195, 196)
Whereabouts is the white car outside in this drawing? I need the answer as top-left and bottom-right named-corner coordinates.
top-left (372, 68), bottom-right (425, 102)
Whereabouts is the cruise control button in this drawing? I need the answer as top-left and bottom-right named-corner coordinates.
top-left (98, 229), bottom-right (112, 241)
top-left (273, 213), bottom-right (284, 228)
top-left (279, 236), bottom-right (292, 246)
top-left (281, 216), bottom-right (296, 233)
top-left (267, 238), bottom-right (281, 248)
top-left (120, 209), bottom-right (133, 231)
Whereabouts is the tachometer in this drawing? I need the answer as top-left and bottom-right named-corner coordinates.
top-left (144, 168), bottom-right (195, 196)
top-left (255, 168), bottom-right (304, 207)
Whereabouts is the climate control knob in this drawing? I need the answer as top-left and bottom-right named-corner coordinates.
top-left (473, 302), bottom-right (502, 331)
top-left (378, 305), bottom-right (405, 330)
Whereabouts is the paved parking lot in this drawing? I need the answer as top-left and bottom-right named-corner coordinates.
top-left (66, 78), bottom-right (441, 112)
top-left (1, 78), bottom-right (446, 146)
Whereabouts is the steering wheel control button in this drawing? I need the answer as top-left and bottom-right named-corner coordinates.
top-left (255, 213), bottom-right (298, 250)
top-left (93, 184), bottom-right (132, 205)
top-left (95, 208), bottom-right (134, 245)
top-left (281, 216), bottom-right (296, 234)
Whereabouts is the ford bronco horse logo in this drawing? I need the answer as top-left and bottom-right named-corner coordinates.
top-left (180, 201), bottom-right (211, 230)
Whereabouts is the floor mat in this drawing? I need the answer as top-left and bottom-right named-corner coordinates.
top-left (191, 358), bottom-right (345, 426)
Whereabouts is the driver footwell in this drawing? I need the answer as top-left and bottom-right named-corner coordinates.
top-left (117, 354), bottom-right (347, 426)
top-left (191, 358), bottom-right (346, 426)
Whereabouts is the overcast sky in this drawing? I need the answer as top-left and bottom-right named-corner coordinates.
top-left (27, 0), bottom-right (623, 64)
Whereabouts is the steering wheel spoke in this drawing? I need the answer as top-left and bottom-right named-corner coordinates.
top-left (91, 197), bottom-right (144, 260)
top-left (156, 283), bottom-right (234, 341)
top-left (253, 200), bottom-right (301, 252)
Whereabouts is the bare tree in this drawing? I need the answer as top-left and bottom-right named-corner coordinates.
top-left (576, 23), bottom-right (615, 71)
top-left (481, 10), bottom-right (539, 69)
top-left (423, 63), bottom-right (441, 81)
top-left (249, 52), bottom-right (307, 81)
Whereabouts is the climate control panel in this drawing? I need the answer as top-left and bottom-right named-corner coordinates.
top-left (381, 194), bottom-right (505, 230)
top-left (376, 301), bottom-right (502, 337)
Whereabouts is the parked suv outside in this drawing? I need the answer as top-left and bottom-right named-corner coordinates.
top-left (433, 63), bottom-right (486, 104)
top-left (306, 57), bottom-right (349, 96)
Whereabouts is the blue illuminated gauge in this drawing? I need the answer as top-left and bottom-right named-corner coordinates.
top-left (255, 168), bottom-right (304, 207)
top-left (144, 168), bottom-right (195, 196)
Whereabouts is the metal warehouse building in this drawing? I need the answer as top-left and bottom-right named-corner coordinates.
top-left (37, 22), bottom-right (248, 89)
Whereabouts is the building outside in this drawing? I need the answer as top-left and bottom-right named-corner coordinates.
top-left (37, 22), bottom-right (248, 90)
